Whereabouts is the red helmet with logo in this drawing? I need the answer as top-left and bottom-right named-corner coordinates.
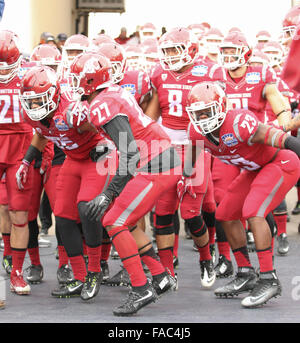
top-left (68, 52), bottom-right (112, 95)
top-left (62, 34), bottom-right (90, 68)
top-left (158, 27), bottom-right (199, 71)
top-left (19, 65), bottom-right (60, 121)
top-left (219, 31), bottom-right (252, 70)
top-left (0, 30), bottom-right (22, 83)
top-left (95, 42), bottom-right (126, 83)
top-left (30, 44), bottom-right (62, 68)
top-left (186, 81), bottom-right (227, 135)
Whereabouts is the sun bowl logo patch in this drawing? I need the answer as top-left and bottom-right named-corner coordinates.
top-left (121, 83), bottom-right (136, 95)
top-left (245, 72), bottom-right (261, 84)
top-left (191, 65), bottom-right (208, 76)
top-left (221, 133), bottom-right (238, 147)
top-left (54, 116), bottom-right (69, 131)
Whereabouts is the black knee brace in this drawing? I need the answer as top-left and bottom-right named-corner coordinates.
top-left (202, 211), bottom-right (216, 228)
top-left (28, 219), bottom-right (39, 249)
top-left (55, 216), bottom-right (83, 257)
top-left (185, 215), bottom-right (207, 238)
top-left (155, 214), bottom-right (174, 235)
top-left (77, 201), bottom-right (103, 248)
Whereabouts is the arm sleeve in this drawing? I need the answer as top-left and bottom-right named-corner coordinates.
top-left (102, 115), bottom-right (140, 198)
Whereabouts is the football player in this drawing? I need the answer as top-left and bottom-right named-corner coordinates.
top-left (145, 27), bottom-right (226, 286)
top-left (186, 81), bottom-right (300, 308)
top-left (68, 51), bottom-right (180, 316)
top-left (18, 65), bottom-right (116, 301)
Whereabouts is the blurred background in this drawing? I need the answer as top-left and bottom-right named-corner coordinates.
top-left (0, 0), bottom-right (298, 54)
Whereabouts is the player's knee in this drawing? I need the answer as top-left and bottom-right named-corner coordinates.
top-left (155, 214), bottom-right (174, 235)
top-left (185, 215), bottom-right (207, 237)
top-left (202, 211), bottom-right (216, 228)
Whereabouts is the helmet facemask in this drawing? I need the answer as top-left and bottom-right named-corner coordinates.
top-left (187, 99), bottom-right (226, 135)
top-left (159, 43), bottom-right (193, 71)
top-left (219, 46), bottom-right (248, 70)
top-left (0, 56), bottom-right (22, 83)
top-left (111, 60), bottom-right (125, 83)
top-left (19, 86), bottom-right (58, 121)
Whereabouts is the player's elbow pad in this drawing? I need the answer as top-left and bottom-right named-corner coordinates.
top-left (284, 136), bottom-right (300, 157)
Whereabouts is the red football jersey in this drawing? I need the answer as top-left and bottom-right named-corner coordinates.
top-left (119, 69), bottom-right (151, 106)
top-left (225, 65), bottom-right (278, 122)
top-left (0, 76), bottom-right (32, 135)
top-left (23, 94), bottom-right (106, 160)
top-left (188, 109), bottom-right (278, 171)
top-left (150, 59), bottom-right (226, 130)
top-left (88, 84), bottom-right (171, 168)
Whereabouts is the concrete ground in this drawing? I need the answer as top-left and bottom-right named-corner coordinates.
top-left (0, 188), bottom-right (300, 326)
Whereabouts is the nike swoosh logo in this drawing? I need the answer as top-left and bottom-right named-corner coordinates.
top-left (230, 149), bottom-right (237, 153)
top-left (186, 80), bottom-right (198, 84)
top-left (233, 280), bottom-right (248, 290)
top-left (135, 290), bottom-right (153, 303)
top-left (68, 284), bottom-right (82, 292)
top-left (281, 160), bottom-right (290, 164)
top-left (246, 87), bottom-right (255, 91)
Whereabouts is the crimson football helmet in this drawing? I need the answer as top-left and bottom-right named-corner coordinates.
top-left (19, 66), bottom-right (60, 121)
top-left (204, 28), bottom-right (224, 55)
top-left (0, 30), bottom-right (22, 83)
top-left (256, 30), bottom-right (271, 44)
top-left (139, 23), bottom-right (157, 43)
top-left (158, 27), bottom-right (199, 71)
top-left (249, 49), bottom-right (270, 67)
top-left (186, 81), bottom-right (227, 135)
top-left (30, 44), bottom-right (62, 70)
top-left (143, 44), bottom-right (159, 73)
top-left (68, 52), bottom-right (112, 96)
top-left (92, 33), bottom-right (114, 47)
top-left (219, 31), bottom-right (252, 70)
top-left (62, 34), bottom-right (90, 68)
top-left (95, 42), bottom-right (126, 83)
top-left (187, 24), bottom-right (206, 41)
top-left (124, 45), bottom-right (144, 71)
top-left (282, 5), bottom-right (300, 43)
top-left (262, 41), bottom-right (284, 67)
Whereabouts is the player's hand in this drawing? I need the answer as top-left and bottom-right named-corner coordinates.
top-left (85, 193), bottom-right (112, 222)
top-left (40, 158), bottom-right (51, 185)
top-left (16, 160), bottom-right (30, 190)
top-left (177, 176), bottom-right (196, 201)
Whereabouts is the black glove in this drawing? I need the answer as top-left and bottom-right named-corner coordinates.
top-left (85, 192), bottom-right (113, 222)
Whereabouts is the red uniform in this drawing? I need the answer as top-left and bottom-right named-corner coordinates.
top-left (212, 65), bottom-right (278, 205)
top-left (150, 59), bottom-right (225, 215)
top-left (151, 59), bottom-right (226, 132)
top-left (0, 75), bottom-right (33, 211)
top-left (23, 94), bottom-right (116, 221)
top-left (119, 69), bottom-right (151, 106)
top-left (88, 84), bottom-right (181, 228)
top-left (188, 109), bottom-right (300, 221)
top-left (225, 65), bottom-right (278, 122)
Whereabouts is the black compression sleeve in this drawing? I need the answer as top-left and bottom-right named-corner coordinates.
top-left (23, 145), bottom-right (41, 164)
top-left (284, 135), bottom-right (300, 157)
top-left (102, 115), bottom-right (140, 198)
